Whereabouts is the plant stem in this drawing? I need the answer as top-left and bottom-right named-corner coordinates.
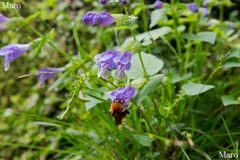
top-left (131, 30), bottom-right (149, 80)
top-left (171, 3), bottom-right (183, 74)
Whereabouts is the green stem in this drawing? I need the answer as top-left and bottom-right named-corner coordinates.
top-left (29, 25), bottom-right (71, 59)
top-left (14, 11), bottom-right (71, 59)
top-left (221, 116), bottom-right (237, 153)
top-left (161, 36), bottom-right (179, 58)
top-left (194, 13), bottom-right (202, 76)
top-left (131, 30), bottom-right (149, 80)
top-left (133, 102), bottom-right (153, 133)
top-left (137, 50), bottom-right (149, 80)
top-left (220, 2), bottom-right (224, 22)
top-left (171, 4), bottom-right (183, 74)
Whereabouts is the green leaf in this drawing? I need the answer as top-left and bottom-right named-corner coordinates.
top-left (172, 72), bottom-right (192, 84)
top-left (126, 53), bottom-right (164, 79)
top-left (182, 83), bottom-right (215, 96)
top-left (25, 12), bottom-right (42, 24)
top-left (223, 62), bottom-right (240, 70)
top-left (122, 26), bottom-right (171, 49)
top-left (31, 29), bottom-right (53, 57)
top-left (132, 134), bottom-right (153, 147)
top-left (150, 8), bottom-right (168, 28)
top-left (183, 31), bottom-right (217, 44)
top-left (85, 96), bottom-right (102, 111)
top-left (136, 74), bottom-right (164, 105)
top-left (130, 77), bottom-right (147, 88)
top-left (221, 95), bottom-right (240, 106)
top-left (73, 21), bottom-right (88, 59)
top-left (17, 12), bottom-right (42, 26)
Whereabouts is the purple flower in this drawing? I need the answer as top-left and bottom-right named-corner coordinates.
top-left (35, 67), bottom-right (64, 85)
top-left (94, 50), bottom-right (119, 78)
top-left (82, 11), bottom-right (98, 25)
top-left (0, 44), bottom-right (30, 71)
top-left (202, 0), bottom-right (210, 7)
top-left (202, 8), bottom-right (209, 17)
top-left (0, 13), bottom-right (9, 23)
top-left (113, 52), bottom-right (132, 79)
top-left (120, 0), bottom-right (127, 5)
top-left (187, 3), bottom-right (199, 12)
top-left (154, 0), bottom-right (164, 9)
top-left (100, 0), bottom-right (109, 5)
top-left (108, 86), bottom-right (136, 105)
top-left (82, 11), bottom-right (115, 26)
top-left (95, 11), bottom-right (115, 26)
top-left (229, 22), bottom-right (235, 29)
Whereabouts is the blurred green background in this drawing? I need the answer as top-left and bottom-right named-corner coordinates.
top-left (0, 0), bottom-right (240, 159)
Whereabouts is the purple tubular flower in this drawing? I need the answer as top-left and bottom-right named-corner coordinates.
top-left (100, 0), bottom-right (109, 5)
top-left (120, 0), bottom-right (127, 5)
top-left (0, 13), bottom-right (9, 23)
top-left (202, 8), bottom-right (209, 17)
top-left (0, 44), bottom-right (30, 71)
top-left (36, 67), bottom-right (64, 85)
top-left (113, 52), bottom-right (132, 79)
top-left (187, 3), bottom-right (199, 12)
top-left (229, 22), bottom-right (235, 29)
top-left (94, 50), bottom-right (119, 78)
top-left (108, 86), bottom-right (136, 106)
top-left (95, 11), bottom-right (115, 26)
top-left (82, 11), bottom-right (98, 25)
top-left (154, 0), bottom-right (164, 9)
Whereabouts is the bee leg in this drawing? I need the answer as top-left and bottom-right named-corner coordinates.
top-left (108, 111), bottom-right (113, 115)
top-left (122, 108), bottom-right (129, 114)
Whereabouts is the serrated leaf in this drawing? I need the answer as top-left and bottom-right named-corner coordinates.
top-left (182, 83), bottom-right (215, 96)
top-left (150, 8), bottom-right (168, 28)
top-left (122, 26), bottom-right (171, 49)
top-left (183, 31), bottom-right (217, 44)
top-left (221, 95), bottom-right (240, 106)
top-left (136, 74), bottom-right (164, 105)
top-left (126, 53), bottom-right (164, 79)
top-left (132, 134), bottom-right (153, 147)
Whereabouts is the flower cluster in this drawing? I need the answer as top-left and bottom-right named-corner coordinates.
top-left (108, 86), bottom-right (136, 108)
top-left (82, 10), bottom-right (136, 120)
top-left (0, 13), bottom-right (64, 85)
top-left (94, 50), bottom-right (132, 79)
top-left (82, 11), bottom-right (115, 26)
top-left (186, 2), bottom-right (210, 19)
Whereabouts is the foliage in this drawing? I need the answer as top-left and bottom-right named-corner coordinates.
top-left (0, 0), bottom-right (240, 159)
